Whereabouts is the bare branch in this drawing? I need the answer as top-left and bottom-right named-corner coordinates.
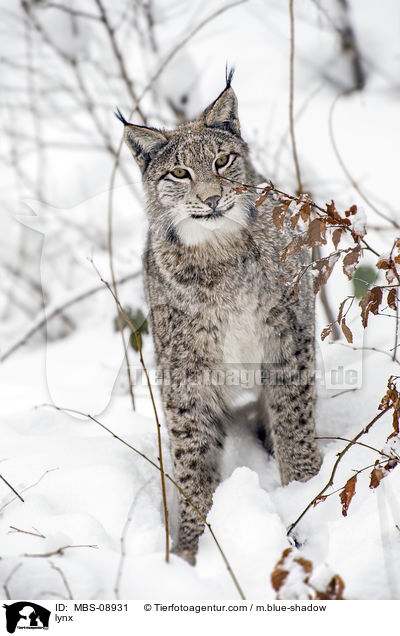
top-left (0, 270), bottom-right (140, 363)
top-left (45, 3), bottom-right (100, 21)
top-left (114, 480), bottom-right (151, 599)
top-left (314, 436), bottom-right (393, 459)
top-left (50, 561), bottom-right (73, 600)
top-left (94, 0), bottom-right (147, 124)
top-left (9, 526), bottom-right (46, 538)
top-left (0, 474), bottom-right (24, 502)
top-left (329, 89), bottom-right (399, 228)
top-left (0, 468), bottom-right (59, 514)
top-left (287, 406), bottom-right (391, 536)
top-left (3, 564), bottom-right (23, 600)
top-left (288, 0), bottom-right (302, 194)
top-left (24, 544), bottom-right (98, 558)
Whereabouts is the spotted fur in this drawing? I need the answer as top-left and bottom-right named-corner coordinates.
top-left (118, 78), bottom-right (322, 564)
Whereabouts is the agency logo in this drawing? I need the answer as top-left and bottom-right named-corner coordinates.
top-left (3, 603), bottom-right (51, 633)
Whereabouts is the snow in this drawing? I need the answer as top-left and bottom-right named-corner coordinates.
top-left (1, 0), bottom-right (400, 602)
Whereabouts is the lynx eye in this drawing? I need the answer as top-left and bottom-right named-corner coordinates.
top-left (215, 154), bottom-right (230, 169)
top-left (170, 167), bottom-right (191, 179)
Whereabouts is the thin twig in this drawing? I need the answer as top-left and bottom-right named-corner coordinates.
top-left (0, 270), bottom-right (140, 363)
top-left (46, 3), bottom-right (104, 22)
top-left (313, 436), bottom-right (393, 459)
top-left (50, 561), bottom-right (73, 600)
top-left (42, 403), bottom-right (246, 600)
top-left (3, 564), bottom-right (23, 600)
top-left (0, 468), bottom-right (59, 514)
top-left (328, 89), bottom-right (399, 228)
top-left (0, 474), bottom-right (24, 502)
top-left (114, 480), bottom-right (151, 599)
top-left (24, 544), bottom-right (98, 557)
top-left (94, 0), bottom-right (147, 124)
top-left (287, 406), bottom-right (391, 535)
top-left (132, 0), bottom-right (248, 121)
top-left (329, 341), bottom-right (400, 367)
top-left (9, 525), bottom-right (45, 538)
top-left (288, 0), bottom-right (302, 195)
top-left (329, 388), bottom-right (358, 398)
top-left (90, 260), bottom-right (170, 563)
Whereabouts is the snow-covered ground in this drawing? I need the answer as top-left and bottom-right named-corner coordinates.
top-left (1, 0), bottom-right (400, 600)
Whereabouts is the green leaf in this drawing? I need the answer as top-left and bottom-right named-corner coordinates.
top-left (352, 265), bottom-right (378, 299)
top-left (113, 306), bottom-right (149, 350)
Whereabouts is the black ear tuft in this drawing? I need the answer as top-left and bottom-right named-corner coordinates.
top-left (202, 69), bottom-right (240, 136)
top-left (114, 107), bottom-right (130, 126)
top-left (225, 65), bottom-right (235, 89)
top-left (122, 123), bottom-right (168, 172)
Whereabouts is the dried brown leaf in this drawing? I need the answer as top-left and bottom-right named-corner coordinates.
top-left (294, 557), bottom-right (313, 574)
top-left (339, 475), bottom-right (357, 517)
top-left (306, 218), bottom-right (327, 248)
top-left (342, 246), bottom-right (361, 280)
top-left (345, 204), bottom-right (357, 217)
top-left (300, 199), bottom-right (311, 222)
top-left (270, 567), bottom-right (289, 592)
top-left (326, 200), bottom-right (337, 218)
top-left (290, 212), bottom-right (300, 229)
top-left (272, 203), bottom-right (290, 230)
top-left (359, 286), bottom-right (383, 328)
top-left (376, 257), bottom-right (390, 270)
top-left (234, 186), bottom-right (248, 194)
top-left (315, 575), bottom-right (345, 600)
top-left (255, 185), bottom-right (272, 209)
top-left (341, 318), bottom-right (353, 343)
top-left (270, 547), bottom-right (292, 592)
top-left (369, 464), bottom-right (384, 489)
top-left (337, 298), bottom-right (348, 325)
top-left (385, 269), bottom-right (396, 284)
top-left (387, 288), bottom-right (397, 311)
top-left (313, 494), bottom-right (328, 507)
top-left (378, 377), bottom-right (398, 412)
top-left (280, 235), bottom-right (304, 262)
top-left (393, 409), bottom-right (399, 435)
top-left (368, 459), bottom-right (398, 490)
top-left (332, 228), bottom-right (343, 249)
top-left (312, 253), bottom-right (340, 294)
top-left (320, 325), bottom-right (333, 341)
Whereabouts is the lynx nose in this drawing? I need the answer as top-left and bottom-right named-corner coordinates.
top-left (204, 194), bottom-right (221, 210)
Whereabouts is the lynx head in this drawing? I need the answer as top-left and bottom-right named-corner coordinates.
top-left (116, 72), bottom-right (258, 246)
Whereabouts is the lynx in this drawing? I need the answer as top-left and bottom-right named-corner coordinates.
top-left (116, 72), bottom-right (322, 565)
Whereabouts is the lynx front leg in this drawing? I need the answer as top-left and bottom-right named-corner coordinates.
top-left (264, 306), bottom-right (322, 485)
top-left (162, 384), bottom-right (226, 564)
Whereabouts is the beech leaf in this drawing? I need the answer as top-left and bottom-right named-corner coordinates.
top-left (255, 185), bottom-right (272, 209)
top-left (306, 218), bottom-right (327, 247)
top-left (343, 247), bottom-right (361, 281)
top-left (339, 475), bottom-right (357, 517)
top-left (341, 318), bottom-right (353, 343)
top-left (332, 228), bottom-right (342, 249)
top-left (359, 286), bottom-right (383, 328)
top-left (387, 288), bottom-right (397, 311)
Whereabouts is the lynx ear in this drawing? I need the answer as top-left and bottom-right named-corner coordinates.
top-left (202, 81), bottom-right (240, 136)
top-left (115, 108), bottom-right (168, 171)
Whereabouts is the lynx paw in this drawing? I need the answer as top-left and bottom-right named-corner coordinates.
top-left (172, 548), bottom-right (197, 566)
